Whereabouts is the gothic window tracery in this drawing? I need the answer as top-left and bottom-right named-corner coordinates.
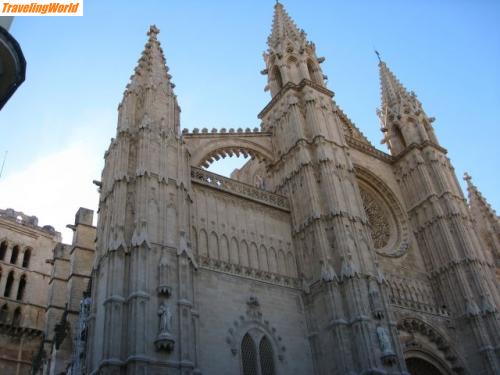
top-left (241, 333), bottom-right (276, 375)
top-left (359, 188), bottom-right (391, 249)
top-left (355, 168), bottom-right (411, 258)
top-left (242, 334), bottom-right (258, 375)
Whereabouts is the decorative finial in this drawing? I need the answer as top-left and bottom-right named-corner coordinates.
top-left (463, 172), bottom-right (472, 182)
top-left (374, 49), bottom-right (381, 62)
top-left (148, 24), bottom-right (160, 39)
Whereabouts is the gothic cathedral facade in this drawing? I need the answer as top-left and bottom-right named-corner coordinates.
top-left (80, 3), bottom-right (500, 375)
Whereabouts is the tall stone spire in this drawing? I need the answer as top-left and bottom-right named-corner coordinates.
top-left (376, 57), bottom-right (439, 155)
top-left (267, 1), bottom-right (306, 51)
top-left (118, 25), bottom-right (180, 134)
top-left (262, 2), bottom-right (326, 96)
top-left (88, 25), bottom-right (197, 374)
top-left (126, 25), bottom-right (175, 96)
top-left (464, 173), bottom-right (500, 265)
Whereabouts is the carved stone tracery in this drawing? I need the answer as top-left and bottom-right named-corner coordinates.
top-left (360, 188), bottom-right (391, 249)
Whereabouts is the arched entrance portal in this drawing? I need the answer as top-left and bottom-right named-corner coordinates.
top-left (406, 357), bottom-right (446, 375)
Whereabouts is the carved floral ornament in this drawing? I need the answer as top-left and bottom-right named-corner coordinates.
top-left (355, 167), bottom-right (410, 258)
top-left (225, 296), bottom-right (286, 361)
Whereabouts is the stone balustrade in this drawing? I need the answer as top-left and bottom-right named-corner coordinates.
top-left (191, 167), bottom-right (290, 211)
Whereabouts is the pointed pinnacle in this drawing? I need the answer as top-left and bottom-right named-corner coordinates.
top-left (268, 1), bottom-right (305, 49)
top-left (126, 25), bottom-right (175, 94)
top-left (378, 59), bottom-right (412, 108)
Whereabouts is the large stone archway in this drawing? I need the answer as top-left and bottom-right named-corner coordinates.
top-left (405, 354), bottom-right (451, 375)
top-left (397, 317), bottom-right (466, 374)
top-left (183, 129), bottom-right (273, 168)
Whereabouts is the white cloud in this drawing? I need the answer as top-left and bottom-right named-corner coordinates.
top-left (0, 142), bottom-right (102, 243)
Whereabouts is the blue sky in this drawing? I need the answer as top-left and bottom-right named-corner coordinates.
top-left (0, 0), bottom-right (499, 241)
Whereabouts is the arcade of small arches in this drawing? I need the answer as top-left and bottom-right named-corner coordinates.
top-left (193, 228), bottom-right (297, 279)
top-left (0, 239), bottom-right (32, 268)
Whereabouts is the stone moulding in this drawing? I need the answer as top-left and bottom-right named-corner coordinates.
top-left (191, 166), bottom-right (290, 211)
top-left (196, 255), bottom-right (301, 289)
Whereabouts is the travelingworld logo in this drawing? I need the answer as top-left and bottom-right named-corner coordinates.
top-left (1, 0), bottom-right (83, 16)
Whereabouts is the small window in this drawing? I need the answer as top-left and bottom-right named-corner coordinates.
top-left (259, 336), bottom-right (276, 375)
top-left (242, 334), bottom-right (258, 375)
top-left (0, 241), bottom-right (7, 260)
top-left (10, 245), bottom-right (19, 264)
top-left (22, 249), bottom-right (31, 268)
top-left (0, 304), bottom-right (8, 323)
top-left (241, 333), bottom-right (276, 375)
top-left (272, 66), bottom-right (283, 90)
top-left (4, 271), bottom-right (14, 297)
top-left (16, 275), bottom-right (26, 301)
top-left (12, 307), bottom-right (21, 326)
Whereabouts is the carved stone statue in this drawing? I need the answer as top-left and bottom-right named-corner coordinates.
top-left (155, 302), bottom-right (175, 352)
top-left (158, 302), bottom-right (173, 334)
top-left (376, 326), bottom-right (394, 356)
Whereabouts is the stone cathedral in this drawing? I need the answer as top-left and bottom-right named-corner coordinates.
top-left (1, 2), bottom-right (498, 375)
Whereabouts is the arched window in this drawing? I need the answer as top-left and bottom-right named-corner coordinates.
top-left (0, 241), bottom-right (7, 260)
top-left (272, 66), bottom-right (283, 90)
top-left (241, 333), bottom-right (276, 375)
top-left (259, 336), bottom-right (276, 375)
top-left (242, 334), bottom-right (258, 375)
top-left (307, 59), bottom-right (320, 85)
top-left (16, 274), bottom-right (26, 301)
top-left (22, 248), bottom-right (31, 268)
top-left (0, 304), bottom-right (8, 323)
top-left (4, 271), bottom-right (14, 297)
top-left (12, 307), bottom-right (21, 326)
top-left (10, 245), bottom-right (19, 264)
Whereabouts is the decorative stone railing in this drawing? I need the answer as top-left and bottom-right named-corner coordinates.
top-left (191, 167), bottom-right (290, 211)
top-left (390, 297), bottom-right (449, 317)
top-left (183, 127), bottom-right (264, 135)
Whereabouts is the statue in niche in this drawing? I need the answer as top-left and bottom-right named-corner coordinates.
top-left (158, 302), bottom-right (173, 334)
top-left (376, 325), bottom-right (396, 364)
top-left (155, 302), bottom-right (175, 352)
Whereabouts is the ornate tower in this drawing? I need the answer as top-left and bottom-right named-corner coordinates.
top-left (377, 58), bottom-right (500, 374)
top-left (258, 3), bottom-right (408, 374)
top-left (464, 173), bottom-right (500, 272)
top-left (86, 26), bottom-right (199, 374)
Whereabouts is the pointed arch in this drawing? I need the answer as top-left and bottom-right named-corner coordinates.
top-left (230, 237), bottom-right (239, 265)
top-left (272, 65), bottom-right (283, 91)
top-left (241, 334), bottom-right (258, 375)
top-left (198, 229), bottom-right (208, 257)
top-left (12, 306), bottom-right (21, 326)
top-left (22, 248), bottom-right (31, 268)
top-left (209, 231), bottom-right (219, 259)
top-left (259, 245), bottom-right (269, 272)
top-left (259, 336), bottom-right (276, 375)
top-left (10, 245), bottom-right (19, 264)
top-left (220, 234), bottom-right (229, 262)
top-left (0, 240), bottom-right (7, 260)
top-left (286, 251), bottom-right (297, 277)
top-left (268, 247), bottom-right (278, 274)
top-left (277, 250), bottom-right (286, 275)
top-left (239, 240), bottom-right (249, 267)
top-left (4, 270), bottom-right (14, 297)
top-left (307, 59), bottom-right (321, 85)
top-left (16, 274), bottom-right (26, 301)
top-left (191, 226), bottom-right (198, 255)
top-left (0, 304), bottom-right (8, 323)
top-left (249, 243), bottom-right (259, 269)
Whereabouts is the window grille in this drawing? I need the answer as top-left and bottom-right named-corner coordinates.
top-left (242, 334), bottom-right (258, 375)
top-left (259, 336), bottom-right (275, 375)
